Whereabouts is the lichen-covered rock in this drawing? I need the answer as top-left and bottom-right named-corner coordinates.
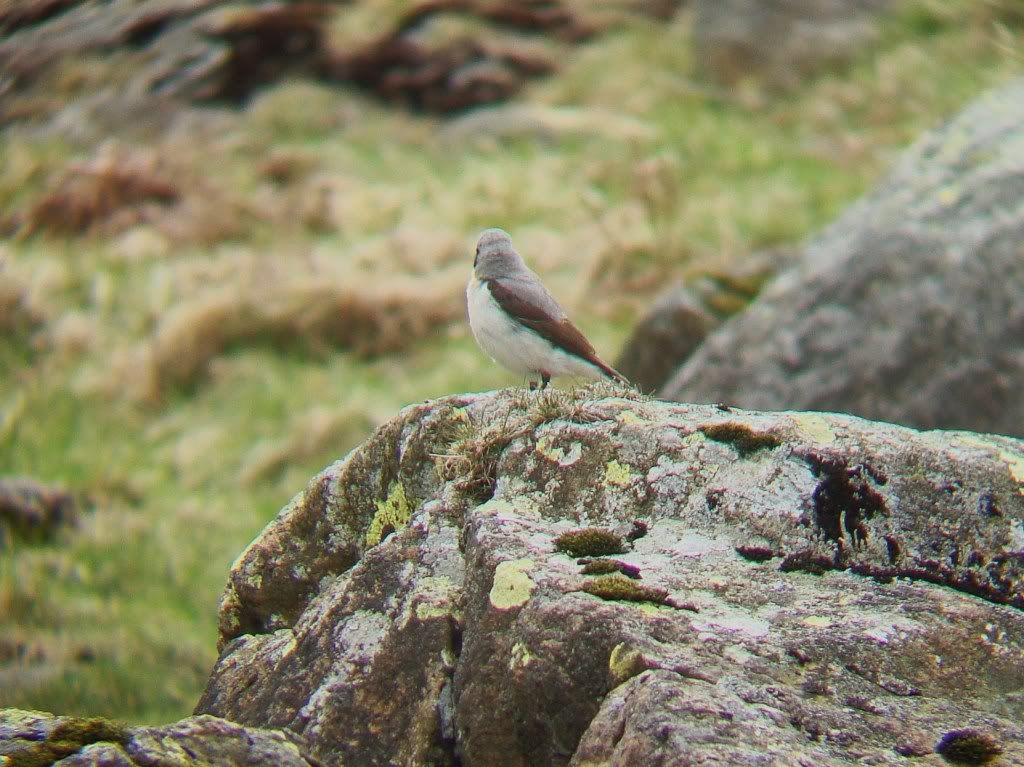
top-left (693, 0), bottom-right (896, 87)
top-left (663, 78), bottom-right (1024, 439)
top-left (0, 709), bottom-right (317, 766)
top-left (197, 385), bottom-right (1024, 766)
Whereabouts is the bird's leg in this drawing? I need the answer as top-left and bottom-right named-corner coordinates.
top-left (540, 373), bottom-right (551, 390)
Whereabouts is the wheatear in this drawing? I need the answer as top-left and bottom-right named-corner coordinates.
top-left (467, 228), bottom-right (628, 389)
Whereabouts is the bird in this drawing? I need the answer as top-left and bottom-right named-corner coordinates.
top-left (466, 228), bottom-right (628, 390)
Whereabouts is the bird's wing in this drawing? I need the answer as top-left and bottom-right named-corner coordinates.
top-left (484, 276), bottom-right (626, 382)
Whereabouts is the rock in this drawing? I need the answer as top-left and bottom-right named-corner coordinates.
top-left (662, 78), bottom-right (1024, 438)
top-left (1, 0), bottom-right (675, 137)
top-left (197, 385), bottom-right (1024, 765)
top-left (0, 709), bottom-right (319, 766)
top-left (0, 477), bottom-right (78, 544)
top-left (614, 286), bottom-right (715, 393)
top-left (615, 249), bottom-right (794, 393)
top-left (610, 246), bottom-right (794, 391)
top-left (693, 0), bottom-right (896, 87)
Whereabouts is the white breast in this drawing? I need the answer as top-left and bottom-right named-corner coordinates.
top-left (466, 276), bottom-right (604, 380)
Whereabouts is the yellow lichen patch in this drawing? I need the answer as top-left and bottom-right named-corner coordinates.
top-left (608, 642), bottom-right (647, 686)
top-left (791, 413), bottom-right (836, 445)
top-left (802, 615), bottom-right (833, 628)
top-left (509, 640), bottom-right (535, 669)
top-left (415, 602), bottom-right (452, 621)
top-left (604, 460), bottom-right (633, 487)
top-left (999, 448), bottom-right (1024, 492)
top-left (366, 481), bottom-right (413, 546)
top-left (616, 410), bottom-right (646, 426)
top-left (536, 435), bottom-right (583, 466)
top-left (936, 184), bottom-right (960, 206)
top-left (411, 575), bottom-right (456, 622)
top-left (277, 634), bottom-right (299, 658)
top-left (489, 559), bottom-right (535, 610)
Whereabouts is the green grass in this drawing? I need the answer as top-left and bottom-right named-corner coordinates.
top-left (0, 0), bottom-right (1020, 722)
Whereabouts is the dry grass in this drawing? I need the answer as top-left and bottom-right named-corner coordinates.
top-left (238, 406), bottom-right (374, 485)
top-left (13, 141), bottom-right (272, 246)
top-left (20, 144), bottom-right (179, 236)
top-left (123, 265), bottom-right (466, 401)
top-left (0, 261), bottom-right (46, 336)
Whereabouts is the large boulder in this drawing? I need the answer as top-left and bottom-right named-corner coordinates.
top-left (693, 0), bottom-right (896, 87)
top-left (197, 385), bottom-right (1024, 765)
top-left (0, 709), bottom-right (318, 766)
top-left (663, 78), bottom-right (1024, 438)
top-left (614, 286), bottom-right (714, 394)
top-left (615, 249), bottom-right (795, 393)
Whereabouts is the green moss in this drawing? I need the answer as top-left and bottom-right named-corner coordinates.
top-left (580, 559), bottom-right (622, 575)
top-left (580, 574), bottom-right (669, 605)
top-left (701, 422), bottom-right (782, 456)
top-left (366, 482), bottom-right (413, 546)
top-left (580, 558), bottom-right (641, 579)
top-left (935, 729), bottom-right (1003, 765)
top-left (554, 528), bottom-right (627, 558)
top-left (4, 715), bottom-right (131, 767)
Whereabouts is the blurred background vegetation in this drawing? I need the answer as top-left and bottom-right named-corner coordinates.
top-left (0, 0), bottom-right (1021, 723)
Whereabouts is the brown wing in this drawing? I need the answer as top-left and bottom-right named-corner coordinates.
top-left (485, 278), bottom-right (628, 383)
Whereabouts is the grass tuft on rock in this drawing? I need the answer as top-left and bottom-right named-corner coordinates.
top-left (554, 527), bottom-right (627, 558)
top-left (935, 728), bottom-right (1003, 765)
top-left (579, 558), bottom-right (641, 578)
top-left (580, 574), bottom-right (669, 605)
top-left (700, 422), bottom-right (782, 456)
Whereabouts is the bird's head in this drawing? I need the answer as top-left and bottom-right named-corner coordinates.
top-left (473, 228), bottom-right (523, 279)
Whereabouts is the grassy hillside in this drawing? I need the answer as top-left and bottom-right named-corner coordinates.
top-left (0, 1), bottom-right (1020, 723)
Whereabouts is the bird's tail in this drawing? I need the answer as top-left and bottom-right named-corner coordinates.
top-left (592, 356), bottom-right (631, 386)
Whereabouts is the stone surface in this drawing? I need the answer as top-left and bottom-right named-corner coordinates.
top-left (0, 709), bottom-right (318, 766)
top-left (197, 385), bottom-right (1024, 766)
top-left (663, 78), bottom-right (1024, 438)
top-left (693, 0), bottom-right (896, 87)
top-left (615, 249), bottom-right (794, 394)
